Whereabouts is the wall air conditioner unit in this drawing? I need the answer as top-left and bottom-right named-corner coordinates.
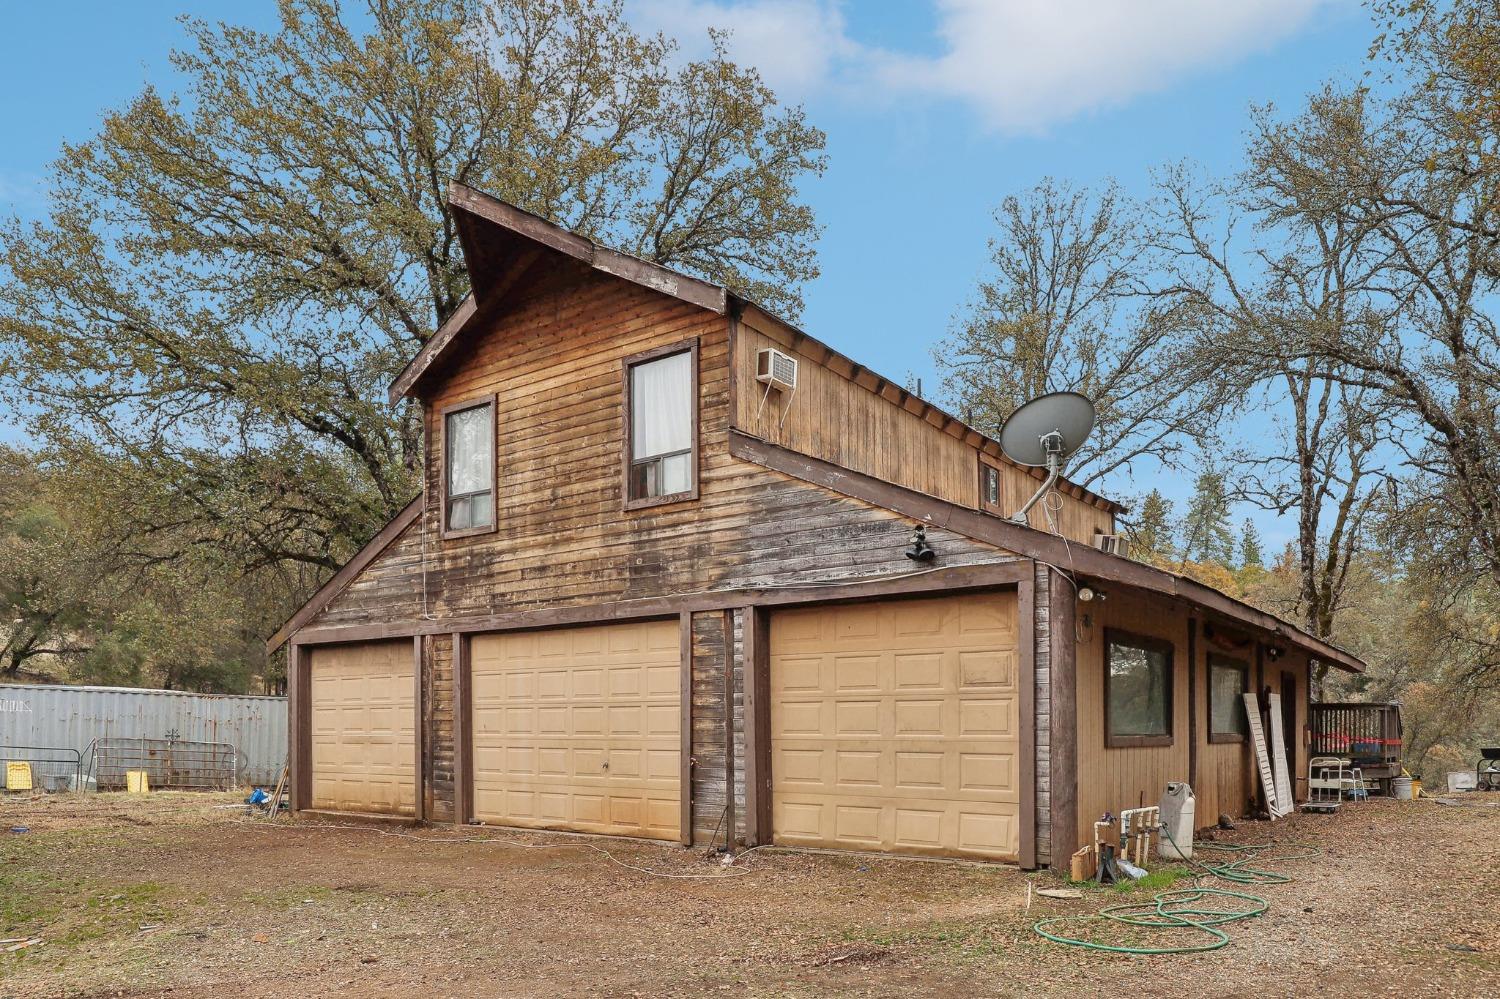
top-left (1093, 533), bottom-right (1129, 557)
top-left (755, 347), bottom-right (798, 393)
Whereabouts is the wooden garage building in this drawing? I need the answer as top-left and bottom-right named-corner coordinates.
top-left (268, 183), bottom-right (1366, 868)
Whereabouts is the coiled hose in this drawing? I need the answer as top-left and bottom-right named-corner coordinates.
top-left (1032, 827), bottom-right (1320, 954)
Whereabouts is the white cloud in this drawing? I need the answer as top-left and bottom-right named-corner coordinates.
top-left (632, 0), bottom-right (1341, 132)
top-left (632, 0), bottom-right (860, 95)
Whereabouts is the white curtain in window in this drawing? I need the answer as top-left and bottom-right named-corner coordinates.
top-left (631, 351), bottom-right (692, 459)
top-left (447, 405), bottom-right (492, 495)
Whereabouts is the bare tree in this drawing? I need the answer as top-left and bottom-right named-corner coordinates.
top-left (931, 179), bottom-right (1224, 489)
top-left (1156, 159), bottom-right (1396, 693)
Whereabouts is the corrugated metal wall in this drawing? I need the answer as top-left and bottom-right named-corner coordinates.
top-left (0, 684), bottom-right (287, 786)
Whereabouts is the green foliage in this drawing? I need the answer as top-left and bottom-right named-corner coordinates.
top-left (1179, 471), bottom-right (1235, 567)
top-left (0, 0), bottom-right (825, 689)
top-left (1123, 489), bottom-right (1176, 565)
top-left (1238, 518), bottom-right (1263, 568)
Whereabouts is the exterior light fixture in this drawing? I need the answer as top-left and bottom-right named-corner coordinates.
top-left (905, 524), bottom-right (936, 563)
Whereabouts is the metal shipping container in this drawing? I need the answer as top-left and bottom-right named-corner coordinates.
top-left (0, 683), bottom-right (286, 787)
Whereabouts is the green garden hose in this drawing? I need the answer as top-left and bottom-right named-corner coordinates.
top-left (1032, 829), bottom-right (1320, 955)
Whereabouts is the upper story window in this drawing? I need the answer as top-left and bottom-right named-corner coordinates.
top-left (983, 464), bottom-right (1000, 506)
top-left (624, 340), bottom-right (698, 509)
top-left (1208, 655), bottom-right (1249, 742)
top-left (1105, 629), bottom-right (1174, 748)
top-left (442, 396), bottom-right (495, 537)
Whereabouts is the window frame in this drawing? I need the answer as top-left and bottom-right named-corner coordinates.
top-left (979, 461), bottom-right (1001, 509)
top-left (621, 338), bottom-right (700, 512)
top-left (439, 394), bottom-right (498, 540)
top-left (1207, 654), bottom-right (1250, 743)
top-left (1103, 628), bottom-right (1176, 749)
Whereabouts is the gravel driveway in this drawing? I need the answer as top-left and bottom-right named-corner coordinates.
top-left (1, 791), bottom-right (1496, 997)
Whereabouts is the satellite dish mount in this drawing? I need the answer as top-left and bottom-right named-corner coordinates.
top-left (997, 392), bottom-right (1096, 527)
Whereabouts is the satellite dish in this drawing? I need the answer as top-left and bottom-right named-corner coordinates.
top-left (997, 391), bottom-right (1095, 525)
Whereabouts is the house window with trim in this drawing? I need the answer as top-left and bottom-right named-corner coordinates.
top-left (1105, 630), bottom-right (1174, 747)
top-left (983, 465), bottom-right (1000, 506)
top-left (443, 398), bottom-right (495, 536)
top-left (624, 342), bottom-right (697, 507)
top-left (1209, 655), bottom-right (1249, 742)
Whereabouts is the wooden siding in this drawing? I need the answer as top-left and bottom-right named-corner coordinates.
top-left (309, 271), bottom-right (1021, 632)
top-left (1033, 565), bottom-right (1052, 865)
top-left (1076, 588), bottom-right (1193, 846)
top-left (422, 633), bottom-right (455, 822)
top-left (733, 311), bottom-right (1113, 543)
top-left (690, 610), bottom-right (731, 845)
top-left (978, 452), bottom-right (1115, 539)
top-left (305, 269), bottom-right (1019, 840)
top-left (1074, 586), bottom-right (1316, 848)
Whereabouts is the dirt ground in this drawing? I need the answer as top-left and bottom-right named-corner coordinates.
top-left (1, 792), bottom-right (1497, 998)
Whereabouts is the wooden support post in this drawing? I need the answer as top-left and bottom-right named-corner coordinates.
top-left (412, 635), bottom-right (426, 823)
top-left (722, 609), bottom-right (737, 848)
top-left (288, 642), bottom-right (312, 812)
top-left (1048, 570), bottom-right (1079, 866)
top-left (679, 612), bottom-right (693, 847)
top-left (741, 605), bottom-right (771, 845)
top-left (1018, 578), bottom-right (1037, 870)
top-left (452, 632), bottom-right (471, 825)
top-left (1187, 617), bottom-right (1199, 793)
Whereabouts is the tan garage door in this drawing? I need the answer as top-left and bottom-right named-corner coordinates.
top-left (310, 640), bottom-right (416, 815)
top-left (771, 592), bottom-right (1020, 860)
top-left (471, 620), bottom-right (680, 841)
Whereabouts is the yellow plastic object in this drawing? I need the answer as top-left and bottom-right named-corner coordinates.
top-left (1411, 778), bottom-right (1422, 798)
top-left (126, 770), bottom-right (151, 794)
top-left (5, 761), bottom-right (33, 791)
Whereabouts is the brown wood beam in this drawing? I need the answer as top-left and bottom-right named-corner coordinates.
top-left (1048, 568), bottom-right (1079, 866)
top-left (412, 636), bottom-right (426, 823)
top-left (1187, 617), bottom-right (1199, 793)
top-left (722, 608), bottom-right (736, 849)
top-left (741, 604), bottom-right (771, 845)
top-left (287, 561), bottom-right (1033, 647)
top-left (452, 632), bottom-right (472, 826)
top-left (288, 642), bottom-right (312, 812)
top-left (679, 612), bottom-right (693, 847)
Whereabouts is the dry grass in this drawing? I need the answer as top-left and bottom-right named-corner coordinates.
top-left (1, 791), bottom-right (1497, 997)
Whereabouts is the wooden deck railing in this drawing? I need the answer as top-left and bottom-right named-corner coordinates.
top-left (1308, 702), bottom-right (1403, 765)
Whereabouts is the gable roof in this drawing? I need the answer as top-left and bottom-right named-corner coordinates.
top-left (389, 181), bottom-right (1122, 514)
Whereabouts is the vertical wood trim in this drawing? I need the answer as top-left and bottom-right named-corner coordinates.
top-left (1254, 641), bottom-right (1266, 810)
top-left (1048, 571), bottom-right (1079, 865)
top-left (1187, 617), bottom-right (1199, 793)
top-left (722, 608), bottom-right (737, 848)
top-left (412, 636), bottom-right (426, 823)
top-left (726, 311), bottom-right (740, 434)
top-left (289, 642), bottom-right (311, 811)
top-left (679, 611), bottom-right (693, 846)
top-left (452, 632), bottom-right (471, 825)
top-left (742, 604), bottom-right (771, 845)
top-left (1017, 577), bottom-right (1037, 870)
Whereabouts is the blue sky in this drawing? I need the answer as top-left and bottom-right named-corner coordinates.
top-left (0, 1), bottom-right (1377, 550)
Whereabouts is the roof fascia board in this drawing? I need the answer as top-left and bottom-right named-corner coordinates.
top-left (265, 496), bottom-right (423, 653)
top-left (727, 429), bottom-right (1364, 674)
top-left (388, 294), bottom-right (478, 406)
